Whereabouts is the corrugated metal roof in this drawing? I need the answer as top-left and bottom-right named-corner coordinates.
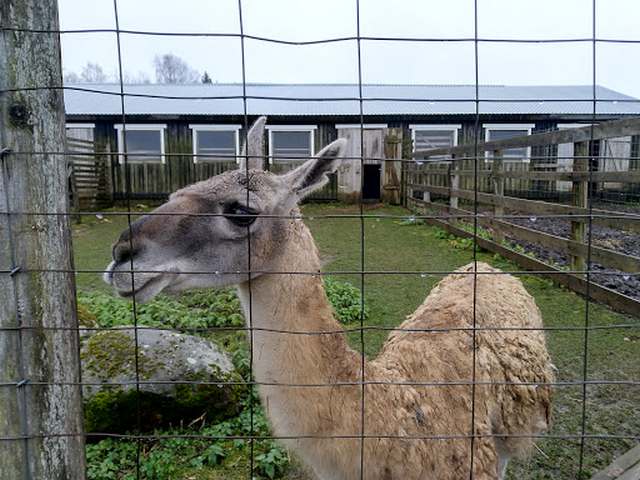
top-left (64, 83), bottom-right (640, 116)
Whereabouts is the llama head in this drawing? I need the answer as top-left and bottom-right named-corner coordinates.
top-left (104, 116), bottom-right (346, 302)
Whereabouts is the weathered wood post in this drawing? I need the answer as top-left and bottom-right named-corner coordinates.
top-left (449, 154), bottom-right (459, 209)
top-left (382, 129), bottom-right (402, 205)
top-left (421, 157), bottom-right (431, 203)
top-left (571, 141), bottom-right (589, 274)
top-left (0, 0), bottom-right (86, 478)
top-left (492, 149), bottom-right (505, 243)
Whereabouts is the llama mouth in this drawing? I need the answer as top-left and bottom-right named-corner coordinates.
top-left (116, 275), bottom-right (172, 303)
top-left (104, 261), bottom-right (178, 303)
top-left (103, 261), bottom-right (116, 284)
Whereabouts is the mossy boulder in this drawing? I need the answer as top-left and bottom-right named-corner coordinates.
top-left (80, 327), bottom-right (244, 433)
top-left (76, 303), bottom-right (98, 328)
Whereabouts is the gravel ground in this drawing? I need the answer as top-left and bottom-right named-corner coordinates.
top-left (506, 201), bottom-right (640, 301)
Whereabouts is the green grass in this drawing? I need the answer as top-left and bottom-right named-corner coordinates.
top-left (72, 207), bottom-right (150, 291)
top-left (74, 202), bottom-right (640, 480)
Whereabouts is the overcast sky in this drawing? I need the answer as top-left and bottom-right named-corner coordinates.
top-left (58, 0), bottom-right (640, 98)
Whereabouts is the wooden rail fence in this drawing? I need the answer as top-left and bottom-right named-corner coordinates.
top-left (405, 117), bottom-right (640, 317)
top-left (67, 136), bottom-right (111, 211)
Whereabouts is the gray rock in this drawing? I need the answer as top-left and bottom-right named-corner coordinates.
top-left (80, 327), bottom-right (234, 398)
top-left (80, 327), bottom-right (244, 433)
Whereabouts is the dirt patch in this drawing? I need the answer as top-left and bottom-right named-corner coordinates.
top-left (506, 201), bottom-right (640, 301)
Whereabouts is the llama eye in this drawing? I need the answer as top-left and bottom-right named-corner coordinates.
top-left (224, 203), bottom-right (258, 227)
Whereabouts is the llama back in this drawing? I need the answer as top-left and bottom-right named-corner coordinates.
top-left (377, 262), bottom-right (554, 463)
top-left (402, 262), bottom-right (544, 330)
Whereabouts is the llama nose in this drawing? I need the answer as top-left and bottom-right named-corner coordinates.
top-left (113, 242), bottom-right (134, 265)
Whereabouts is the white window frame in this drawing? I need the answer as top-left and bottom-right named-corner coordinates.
top-left (66, 123), bottom-right (95, 129)
top-left (409, 124), bottom-right (462, 151)
top-left (189, 124), bottom-right (241, 164)
top-left (335, 123), bottom-right (388, 130)
top-left (483, 123), bottom-right (535, 163)
top-left (266, 125), bottom-right (317, 164)
top-left (557, 123), bottom-right (591, 130)
top-left (115, 124), bottom-right (167, 164)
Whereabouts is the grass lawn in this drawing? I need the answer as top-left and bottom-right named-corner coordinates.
top-left (73, 203), bottom-right (639, 480)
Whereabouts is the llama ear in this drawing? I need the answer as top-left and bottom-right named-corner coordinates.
top-left (239, 116), bottom-right (266, 170)
top-left (282, 138), bottom-right (347, 200)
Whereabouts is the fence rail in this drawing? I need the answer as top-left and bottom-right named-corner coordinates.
top-left (405, 116), bottom-right (640, 316)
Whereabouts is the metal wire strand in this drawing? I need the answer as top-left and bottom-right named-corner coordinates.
top-left (468, 1), bottom-right (480, 476)
top-left (236, 1), bottom-right (256, 476)
top-left (1, 25), bottom-right (640, 44)
top-left (0, 321), bottom-right (638, 335)
top-left (355, 1), bottom-right (367, 477)
top-left (111, 1), bottom-right (143, 477)
top-left (577, 0), bottom-right (598, 475)
top-left (4, 84), bottom-right (640, 105)
top-left (1, 431), bottom-right (638, 443)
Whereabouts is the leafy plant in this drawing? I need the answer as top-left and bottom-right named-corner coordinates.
top-left (323, 277), bottom-right (369, 324)
top-left (77, 288), bottom-right (244, 331)
top-left (395, 216), bottom-right (424, 226)
top-left (86, 400), bottom-right (289, 479)
top-left (255, 442), bottom-right (289, 479)
top-left (86, 438), bottom-right (138, 480)
top-left (433, 227), bottom-right (450, 240)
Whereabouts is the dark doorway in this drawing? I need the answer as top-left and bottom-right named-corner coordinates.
top-left (363, 164), bottom-right (381, 201)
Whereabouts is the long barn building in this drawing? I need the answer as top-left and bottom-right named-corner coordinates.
top-left (64, 83), bottom-right (640, 206)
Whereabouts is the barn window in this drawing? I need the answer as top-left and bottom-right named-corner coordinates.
top-left (267, 125), bottom-right (316, 163)
top-left (190, 125), bottom-right (240, 163)
top-left (115, 124), bottom-right (166, 164)
top-left (410, 125), bottom-right (461, 160)
top-left (484, 124), bottom-right (534, 162)
top-left (556, 123), bottom-right (592, 165)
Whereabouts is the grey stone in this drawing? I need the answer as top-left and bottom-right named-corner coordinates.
top-left (80, 326), bottom-right (234, 398)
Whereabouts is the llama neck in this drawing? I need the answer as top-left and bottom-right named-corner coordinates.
top-left (236, 219), bottom-right (361, 386)
top-left (236, 219), bottom-right (365, 477)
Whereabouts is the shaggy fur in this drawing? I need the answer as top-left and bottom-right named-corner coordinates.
top-left (237, 218), bottom-right (554, 480)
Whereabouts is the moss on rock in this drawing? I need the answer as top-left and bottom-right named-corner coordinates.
top-left (84, 368), bottom-right (246, 434)
top-left (76, 302), bottom-right (98, 328)
top-left (81, 330), bottom-right (161, 382)
top-left (81, 328), bottom-right (241, 433)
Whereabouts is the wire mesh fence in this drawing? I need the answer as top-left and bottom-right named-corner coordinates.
top-left (1, 0), bottom-right (640, 479)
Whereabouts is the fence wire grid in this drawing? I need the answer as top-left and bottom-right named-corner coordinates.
top-left (1, 0), bottom-right (640, 480)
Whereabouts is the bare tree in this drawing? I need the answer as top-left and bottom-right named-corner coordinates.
top-left (63, 63), bottom-right (109, 83)
top-left (80, 62), bottom-right (108, 82)
top-left (153, 53), bottom-right (200, 84)
top-left (201, 71), bottom-right (213, 84)
top-left (123, 70), bottom-right (151, 84)
top-left (63, 69), bottom-right (80, 84)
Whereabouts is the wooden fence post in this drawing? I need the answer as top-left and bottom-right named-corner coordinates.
top-left (571, 141), bottom-right (589, 273)
top-left (422, 157), bottom-right (431, 203)
top-left (449, 154), bottom-right (459, 210)
top-left (0, 0), bottom-right (86, 478)
top-left (492, 149), bottom-right (505, 243)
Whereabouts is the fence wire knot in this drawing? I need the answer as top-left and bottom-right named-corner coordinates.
top-left (0, 147), bottom-right (11, 158)
top-left (15, 379), bottom-right (30, 388)
top-left (9, 266), bottom-right (21, 276)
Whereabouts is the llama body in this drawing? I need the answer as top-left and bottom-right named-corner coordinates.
top-left (237, 216), bottom-right (553, 480)
top-left (104, 117), bottom-right (554, 479)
